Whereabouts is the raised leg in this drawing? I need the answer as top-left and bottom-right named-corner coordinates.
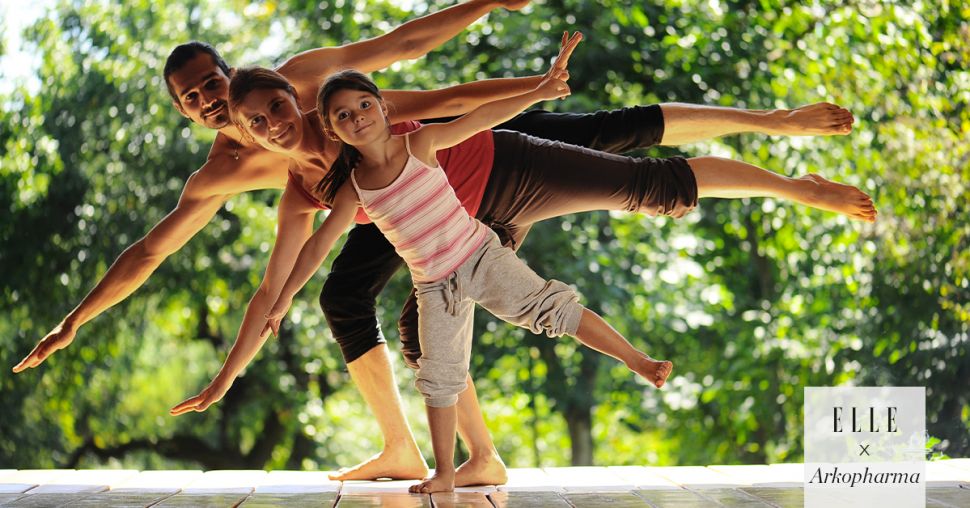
top-left (688, 156), bottom-right (877, 222)
top-left (574, 309), bottom-right (672, 388)
top-left (659, 102), bottom-right (854, 145)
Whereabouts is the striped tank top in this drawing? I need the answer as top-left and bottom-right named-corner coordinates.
top-left (350, 135), bottom-right (489, 283)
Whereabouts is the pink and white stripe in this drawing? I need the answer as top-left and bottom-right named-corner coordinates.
top-left (352, 149), bottom-right (488, 283)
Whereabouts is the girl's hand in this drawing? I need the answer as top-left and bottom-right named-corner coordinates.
top-left (170, 377), bottom-right (231, 416)
top-left (536, 76), bottom-right (571, 101)
top-left (543, 31), bottom-right (583, 84)
top-left (264, 297), bottom-right (293, 337)
top-left (535, 31), bottom-right (582, 101)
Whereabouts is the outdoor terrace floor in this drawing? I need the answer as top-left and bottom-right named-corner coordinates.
top-left (0, 460), bottom-right (968, 507)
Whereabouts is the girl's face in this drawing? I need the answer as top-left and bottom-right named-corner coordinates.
top-left (325, 88), bottom-right (387, 146)
top-left (234, 87), bottom-right (304, 152)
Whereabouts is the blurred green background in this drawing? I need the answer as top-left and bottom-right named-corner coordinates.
top-left (1, 0), bottom-right (967, 470)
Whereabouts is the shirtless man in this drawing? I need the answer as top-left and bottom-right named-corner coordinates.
top-left (13, 0), bottom-right (859, 485)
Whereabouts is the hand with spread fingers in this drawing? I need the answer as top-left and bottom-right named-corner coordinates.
top-left (545, 31), bottom-right (582, 83)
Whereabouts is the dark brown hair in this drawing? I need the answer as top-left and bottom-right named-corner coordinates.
top-left (228, 66), bottom-right (296, 116)
top-left (164, 41), bottom-right (231, 103)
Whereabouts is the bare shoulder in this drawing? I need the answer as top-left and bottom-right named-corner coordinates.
top-left (402, 128), bottom-right (438, 167)
top-left (334, 178), bottom-right (360, 206)
top-left (275, 49), bottom-right (340, 108)
top-left (195, 134), bottom-right (291, 194)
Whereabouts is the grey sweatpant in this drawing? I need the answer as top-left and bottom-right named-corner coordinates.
top-left (414, 231), bottom-right (585, 408)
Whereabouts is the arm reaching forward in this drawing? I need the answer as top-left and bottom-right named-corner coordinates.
top-left (281, 0), bottom-right (531, 110)
top-left (170, 181), bottom-right (356, 415)
top-left (264, 182), bottom-right (359, 337)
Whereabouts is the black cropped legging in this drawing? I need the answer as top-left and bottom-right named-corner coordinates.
top-left (318, 105), bottom-right (697, 366)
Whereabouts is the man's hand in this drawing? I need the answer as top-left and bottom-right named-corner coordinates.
top-left (170, 377), bottom-right (231, 416)
top-left (13, 321), bottom-right (78, 373)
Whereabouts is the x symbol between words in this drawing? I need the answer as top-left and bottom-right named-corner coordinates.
top-left (859, 444), bottom-right (871, 456)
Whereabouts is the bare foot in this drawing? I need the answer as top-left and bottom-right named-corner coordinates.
top-left (797, 174), bottom-right (877, 223)
top-left (455, 452), bottom-right (508, 487)
top-left (408, 471), bottom-right (456, 494)
top-left (328, 446), bottom-right (429, 481)
top-left (769, 102), bottom-right (855, 136)
top-left (628, 353), bottom-right (673, 388)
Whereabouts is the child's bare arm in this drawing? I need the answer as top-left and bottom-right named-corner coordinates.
top-left (383, 76), bottom-right (544, 124)
top-left (410, 32), bottom-right (581, 159)
top-left (265, 183), bottom-right (359, 335)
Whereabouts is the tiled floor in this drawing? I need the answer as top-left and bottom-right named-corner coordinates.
top-left (0, 461), bottom-right (967, 507)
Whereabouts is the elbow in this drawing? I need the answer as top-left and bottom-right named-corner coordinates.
top-left (393, 32), bottom-right (424, 61)
top-left (440, 97), bottom-right (467, 115)
top-left (128, 238), bottom-right (167, 265)
top-left (138, 233), bottom-right (181, 264)
top-left (253, 282), bottom-right (275, 305)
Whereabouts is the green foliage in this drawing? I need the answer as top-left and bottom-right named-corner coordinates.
top-left (1, 0), bottom-right (967, 469)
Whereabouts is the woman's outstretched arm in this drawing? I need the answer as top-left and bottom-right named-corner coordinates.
top-left (169, 181), bottom-right (318, 416)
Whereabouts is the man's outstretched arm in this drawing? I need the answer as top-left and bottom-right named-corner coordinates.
top-left (280, 0), bottom-right (529, 109)
top-left (13, 168), bottom-right (232, 373)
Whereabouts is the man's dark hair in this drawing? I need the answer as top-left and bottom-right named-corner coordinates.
top-left (163, 41), bottom-right (231, 103)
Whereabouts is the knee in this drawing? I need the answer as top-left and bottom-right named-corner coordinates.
top-left (633, 156), bottom-right (698, 218)
top-left (517, 280), bottom-right (584, 338)
top-left (401, 345), bottom-right (421, 370)
top-left (415, 359), bottom-right (467, 408)
top-left (319, 275), bottom-right (373, 318)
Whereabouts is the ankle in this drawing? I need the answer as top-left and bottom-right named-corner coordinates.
top-left (382, 438), bottom-right (422, 454)
top-left (467, 447), bottom-right (502, 462)
top-left (434, 466), bottom-right (456, 478)
top-left (763, 109), bottom-right (790, 132)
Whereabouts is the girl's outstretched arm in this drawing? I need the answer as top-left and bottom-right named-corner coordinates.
top-left (265, 182), bottom-right (359, 336)
top-left (169, 181), bottom-right (318, 416)
top-left (410, 32), bottom-right (581, 159)
top-left (383, 29), bottom-right (580, 122)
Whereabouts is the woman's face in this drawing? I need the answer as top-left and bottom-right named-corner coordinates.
top-left (233, 87), bottom-right (304, 152)
top-left (326, 88), bottom-right (387, 146)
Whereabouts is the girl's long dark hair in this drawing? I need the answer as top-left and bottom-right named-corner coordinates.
top-left (314, 70), bottom-right (383, 203)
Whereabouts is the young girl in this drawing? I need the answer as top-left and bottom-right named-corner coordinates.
top-left (263, 49), bottom-right (674, 493)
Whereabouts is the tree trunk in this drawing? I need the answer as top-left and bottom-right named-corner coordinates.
top-left (565, 405), bottom-right (593, 466)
